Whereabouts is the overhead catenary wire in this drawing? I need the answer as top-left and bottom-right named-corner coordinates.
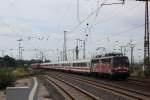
top-left (96, 22), bottom-right (149, 44)
top-left (69, 0), bottom-right (126, 34)
top-left (69, 0), bottom-right (106, 33)
top-left (93, 2), bottom-right (141, 26)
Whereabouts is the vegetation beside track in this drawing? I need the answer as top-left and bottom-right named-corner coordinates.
top-left (0, 67), bottom-right (31, 89)
top-left (130, 63), bottom-right (150, 77)
top-left (0, 68), bottom-right (16, 89)
top-left (0, 55), bottom-right (49, 90)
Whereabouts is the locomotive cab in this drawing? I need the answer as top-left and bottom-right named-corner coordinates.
top-left (90, 53), bottom-right (130, 79)
top-left (111, 56), bottom-right (130, 79)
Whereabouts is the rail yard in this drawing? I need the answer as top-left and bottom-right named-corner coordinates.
top-left (32, 70), bottom-right (150, 100)
top-left (0, 0), bottom-right (150, 100)
top-left (29, 52), bottom-right (150, 100)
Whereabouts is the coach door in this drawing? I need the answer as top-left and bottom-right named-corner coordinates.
top-left (91, 59), bottom-right (100, 72)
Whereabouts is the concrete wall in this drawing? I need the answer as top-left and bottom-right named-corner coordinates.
top-left (6, 87), bottom-right (30, 100)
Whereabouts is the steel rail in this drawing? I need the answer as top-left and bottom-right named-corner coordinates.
top-left (49, 72), bottom-right (150, 100)
top-left (40, 75), bottom-right (99, 100)
top-left (39, 76), bottom-right (75, 100)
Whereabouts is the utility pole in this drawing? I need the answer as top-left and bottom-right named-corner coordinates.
top-left (63, 31), bottom-right (67, 61)
top-left (17, 39), bottom-right (23, 60)
top-left (72, 49), bottom-right (75, 60)
top-left (79, 39), bottom-right (86, 59)
top-left (56, 49), bottom-right (60, 61)
top-left (123, 0), bottom-right (150, 69)
top-left (40, 51), bottom-right (44, 62)
top-left (120, 46), bottom-right (128, 55)
top-left (20, 47), bottom-right (23, 60)
top-left (76, 39), bottom-right (86, 59)
top-left (60, 51), bottom-right (63, 61)
top-left (135, 0), bottom-right (150, 70)
top-left (144, 0), bottom-right (149, 70)
top-left (34, 48), bottom-right (38, 59)
top-left (76, 39), bottom-right (79, 60)
top-left (120, 46), bottom-right (123, 54)
top-left (129, 40), bottom-right (136, 67)
top-left (123, 46), bottom-right (128, 56)
top-left (9, 49), bottom-right (13, 57)
top-left (83, 40), bottom-right (85, 59)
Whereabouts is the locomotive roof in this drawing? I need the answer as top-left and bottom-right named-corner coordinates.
top-left (40, 59), bottom-right (91, 65)
top-left (92, 55), bottom-right (128, 60)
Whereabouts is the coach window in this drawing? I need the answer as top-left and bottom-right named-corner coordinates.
top-left (73, 63), bottom-right (75, 67)
top-left (81, 63), bottom-right (83, 67)
top-left (80, 63), bottom-right (82, 67)
top-left (75, 63), bottom-right (78, 67)
top-left (77, 63), bottom-right (79, 67)
top-left (75, 63), bottom-right (77, 66)
top-left (82, 63), bottom-right (83, 67)
top-left (79, 63), bottom-right (81, 67)
top-left (82, 63), bottom-right (86, 67)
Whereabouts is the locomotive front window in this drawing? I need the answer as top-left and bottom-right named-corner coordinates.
top-left (113, 57), bottom-right (129, 67)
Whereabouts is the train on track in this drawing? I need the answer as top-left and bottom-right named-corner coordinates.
top-left (31, 53), bottom-right (130, 79)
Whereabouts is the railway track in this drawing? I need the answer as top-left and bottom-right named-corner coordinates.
top-left (39, 75), bottom-right (99, 100)
top-left (47, 71), bottom-right (150, 100)
top-left (114, 78), bottom-right (150, 90)
top-left (129, 76), bottom-right (150, 82)
top-left (128, 77), bottom-right (150, 85)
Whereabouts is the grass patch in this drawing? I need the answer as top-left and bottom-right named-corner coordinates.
top-left (13, 67), bottom-right (29, 78)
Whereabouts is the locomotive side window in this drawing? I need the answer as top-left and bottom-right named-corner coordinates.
top-left (101, 59), bottom-right (107, 64)
top-left (101, 58), bottom-right (112, 64)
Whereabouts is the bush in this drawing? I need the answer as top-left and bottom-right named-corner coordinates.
top-left (13, 67), bottom-right (29, 78)
top-left (137, 70), bottom-right (145, 77)
top-left (144, 69), bottom-right (150, 77)
top-left (0, 68), bottom-right (16, 89)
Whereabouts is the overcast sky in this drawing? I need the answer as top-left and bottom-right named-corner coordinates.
top-left (0, 0), bottom-right (149, 62)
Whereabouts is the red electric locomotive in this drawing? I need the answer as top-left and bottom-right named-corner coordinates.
top-left (91, 53), bottom-right (129, 79)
